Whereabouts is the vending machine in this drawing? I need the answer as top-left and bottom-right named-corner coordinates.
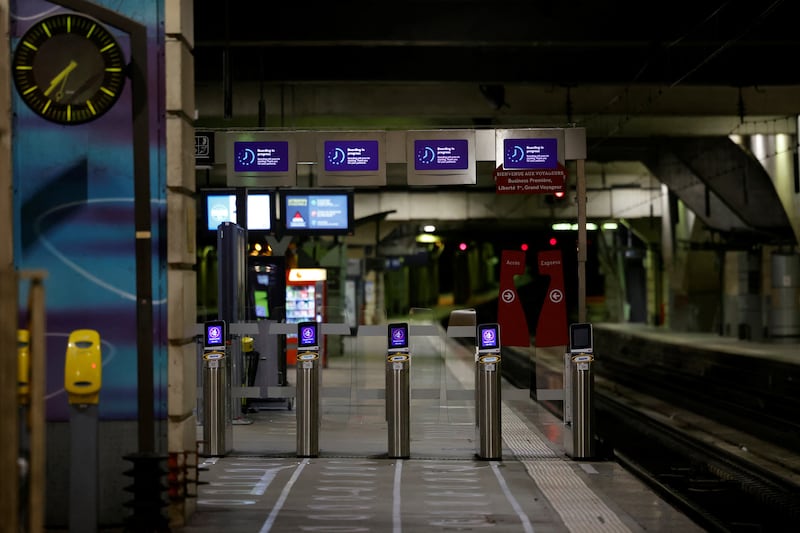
top-left (286, 268), bottom-right (327, 366)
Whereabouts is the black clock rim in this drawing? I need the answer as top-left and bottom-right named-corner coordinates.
top-left (12, 13), bottom-right (127, 125)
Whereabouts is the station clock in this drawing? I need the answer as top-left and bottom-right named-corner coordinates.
top-left (12, 13), bottom-right (127, 125)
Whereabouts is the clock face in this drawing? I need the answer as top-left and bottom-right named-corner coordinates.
top-left (12, 13), bottom-right (126, 125)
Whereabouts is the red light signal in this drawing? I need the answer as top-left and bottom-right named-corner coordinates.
top-left (548, 237), bottom-right (558, 246)
top-left (545, 190), bottom-right (567, 204)
top-left (520, 243), bottom-right (529, 251)
top-left (458, 242), bottom-right (467, 251)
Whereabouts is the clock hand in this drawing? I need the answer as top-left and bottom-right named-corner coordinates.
top-left (55, 71), bottom-right (72, 101)
top-left (64, 71), bottom-right (104, 104)
top-left (44, 60), bottom-right (78, 97)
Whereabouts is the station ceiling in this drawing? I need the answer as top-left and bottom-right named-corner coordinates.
top-left (193, 1), bottom-right (800, 248)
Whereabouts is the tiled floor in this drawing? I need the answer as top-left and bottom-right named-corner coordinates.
top-left (183, 327), bottom-right (704, 532)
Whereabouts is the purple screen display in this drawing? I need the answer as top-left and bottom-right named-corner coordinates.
top-left (503, 138), bottom-right (558, 170)
top-left (205, 323), bottom-right (224, 347)
top-left (389, 326), bottom-right (408, 348)
top-left (324, 140), bottom-right (380, 172)
top-left (413, 139), bottom-right (469, 170)
top-left (480, 326), bottom-right (499, 349)
top-left (299, 325), bottom-right (317, 347)
top-left (234, 141), bottom-right (289, 172)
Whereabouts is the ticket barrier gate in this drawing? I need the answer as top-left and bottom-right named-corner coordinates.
top-left (202, 320), bottom-right (231, 456)
top-left (386, 323), bottom-right (410, 458)
top-left (64, 329), bottom-right (102, 533)
top-left (476, 323), bottom-right (502, 460)
top-left (567, 323), bottom-right (595, 459)
top-left (296, 322), bottom-right (321, 457)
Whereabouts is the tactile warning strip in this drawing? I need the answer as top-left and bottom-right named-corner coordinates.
top-left (502, 404), bottom-right (632, 532)
top-left (501, 403), bottom-right (560, 458)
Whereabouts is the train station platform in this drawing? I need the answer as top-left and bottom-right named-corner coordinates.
top-left (181, 324), bottom-right (703, 532)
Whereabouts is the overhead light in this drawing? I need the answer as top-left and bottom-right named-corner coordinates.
top-left (602, 222), bottom-right (618, 230)
top-left (416, 233), bottom-right (440, 244)
top-left (552, 222), bottom-right (598, 231)
top-left (423, 224), bottom-right (436, 233)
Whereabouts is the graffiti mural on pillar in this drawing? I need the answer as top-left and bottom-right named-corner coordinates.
top-left (10, 0), bottom-right (166, 421)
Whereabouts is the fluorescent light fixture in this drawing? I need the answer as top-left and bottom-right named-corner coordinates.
top-left (423, 224), bottom-right (436, 233)
top-left (552, 222), bottom-right (599, 231)
top-left (602, 222), bottom-right (618, 230)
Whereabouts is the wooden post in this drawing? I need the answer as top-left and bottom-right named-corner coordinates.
top-left (0, 270), bottom-right (18, 533)
top-left (23, 271), bottom-right (48, 533)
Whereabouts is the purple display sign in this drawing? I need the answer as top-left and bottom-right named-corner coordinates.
top-left (413, 139), bottom-right (469, 170)
top-left (324, 140), bottom-right (379, 172)
top-left (234, 141), bottom-right (289, 172)
top-left (503, 138), bottom-right (558, 170)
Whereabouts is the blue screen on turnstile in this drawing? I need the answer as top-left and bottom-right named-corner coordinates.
top-left (298, 321), bottom-right (318, 349)
top-left (204, 320), bottom-right (226, 348)
top-left (388, 323), bottom-right (409, 350)
top-left (478, 323), bottom-right (500, 351)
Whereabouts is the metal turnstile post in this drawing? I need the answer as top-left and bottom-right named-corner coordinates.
top-left (571, 354), bottom-right (595, 459)
top-left (476, 355), bottom-right (502, 460)
top-left (203, 352), bottom-right (231, 456)
top-left (386, 354), bottom-right (410, 458)
top-left (296, 352), bottom-right (320, 457)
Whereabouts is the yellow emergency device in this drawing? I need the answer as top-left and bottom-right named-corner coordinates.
top-left (18, 329), bottom-right (30, 404)
top-left (64, 329), bottom-right (102, 405)
top-left (242, 336), bottom-right (254, 353)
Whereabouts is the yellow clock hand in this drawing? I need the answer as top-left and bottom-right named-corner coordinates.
top-left (44, 60), bottom-right (78, 97)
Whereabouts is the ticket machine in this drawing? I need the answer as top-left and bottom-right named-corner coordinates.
top-left (386, 322), bottom-right (410, 458)
top-left (296, 321), bottom-right (321, 457)
top-left (476, 323), bottom-right (501, 460)
top-left (64, 329), bottom-right (102, 533)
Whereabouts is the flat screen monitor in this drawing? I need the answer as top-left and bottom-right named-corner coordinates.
top-left (569, 323), bottom-right (593, 353)
top-left (204, 320), bottom-right (226, 348)
top-left (297, 321), bottom-right (319, 349)
top-left (477, 323), bottom-right (500, 352)
top-left (388, 323), bottom-right (409, 351)
top-left (205, 190), bottom-right (237, 231)
top-left (279, 188), bottom-right (354, 236)
top-left (245, 189), bottom-right (275, 232)
top-left (253, 289), bottom-right (269, 318)
top-left (203, 189), bottom-right (275, 232)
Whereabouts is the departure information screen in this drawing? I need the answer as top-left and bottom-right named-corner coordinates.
top-left (413, 139), bottom-right (469, 170)
top-left (324, 140), bottom-right (379, 172)
top-left (503, 138), bottom-right (558, 169)
top-left (233, 141), bottom-right (290, 172)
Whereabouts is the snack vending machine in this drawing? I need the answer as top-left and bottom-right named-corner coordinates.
top-left (286, 268), bottom-right (327, 366)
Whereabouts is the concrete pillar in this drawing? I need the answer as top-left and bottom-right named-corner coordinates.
top-left (164, 0), bottom-right (198, 526)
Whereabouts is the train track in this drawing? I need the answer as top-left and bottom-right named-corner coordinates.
top-left (499, 345), bottom-right (800, 532)
top-left (594, 379), bottom-right (800, 532)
